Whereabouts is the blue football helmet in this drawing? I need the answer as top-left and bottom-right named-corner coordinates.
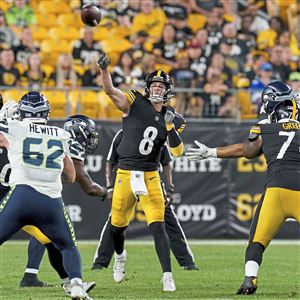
top-left (18, 91), bottom-right (50, 124)
top-left (261, 81), bottom-right (294, 115)
top-left (271, 99), bottom-right (299, 123)
top-left (64, 114), bottom-right (99, 154)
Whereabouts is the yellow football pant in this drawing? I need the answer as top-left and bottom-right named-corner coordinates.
top-left (22, 225), bottom-right (52, 244)
top-left (252, 187), bottom-right (300, 247)
top-left (111, 169), bottom-right (165, 227)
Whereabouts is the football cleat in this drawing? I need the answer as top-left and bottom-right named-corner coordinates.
top-left (183, 264), bottom-right (199, 271)
top-left (162, 272), bottom-right (176, 292)
top-left (113, 250), bottom-right (127, 283)
top-left (69, 279), bottom-right (93, 300)
top-left (91, 263), bottom-right (105, 270)
top-left (236, 276), bottom-right (258, 295)
top-left (20, 274), bottom-right (53, 287)
top-left (63, 280), bottom-right (96, 296)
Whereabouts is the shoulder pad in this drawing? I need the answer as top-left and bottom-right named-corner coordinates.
top-left (124, 89), bottom-right (140, 105)
top-left (248, 125), bottom-right (261, 142)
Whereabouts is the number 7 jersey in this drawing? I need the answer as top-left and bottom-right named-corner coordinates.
top-left (0, 119), bottom-right (70, 198)
top-left (258, 121), bottom-right (300, 190)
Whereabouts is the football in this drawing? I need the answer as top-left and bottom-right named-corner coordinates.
top-left (81, 5), bottom-right (102, 27)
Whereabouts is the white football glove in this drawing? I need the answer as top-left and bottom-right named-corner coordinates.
top-left (185, 140), bottom-right (217, 161)
top-left (0, 100), bottom-right (19, 121)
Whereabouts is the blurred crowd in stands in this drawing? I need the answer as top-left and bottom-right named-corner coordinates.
top-left (0, 0), bottom-right (299, 119)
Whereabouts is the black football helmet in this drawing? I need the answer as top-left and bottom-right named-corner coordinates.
top-left (145, 70), bottom-right (173, 103)
top-left (261, 81), bottom-right (294, 115)
top-left (63, 114), bottom-right (99, 154)
top-left (271, 99), bottom-right (299, 123)
top-left (18, 91), bottom-right (50, 124)
top-left (0, 94), bottom-right (3, 110)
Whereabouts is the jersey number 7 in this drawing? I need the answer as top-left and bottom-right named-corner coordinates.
top-left (23, 137), bottom-right (64, 169)
top-left (276, 131), bottom-right (295, 159)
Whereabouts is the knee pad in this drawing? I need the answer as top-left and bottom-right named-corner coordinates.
top-left (246, 242), bottom-right (265, 265)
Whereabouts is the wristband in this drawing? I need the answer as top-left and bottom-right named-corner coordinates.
top-left (211, 148), bottom-right (217, 158)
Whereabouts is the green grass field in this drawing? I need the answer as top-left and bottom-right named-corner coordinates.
top-left (0, 242), bottom-right (299, 300)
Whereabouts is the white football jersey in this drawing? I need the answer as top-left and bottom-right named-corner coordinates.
top-left (0, 119), bottom-right (70, 198)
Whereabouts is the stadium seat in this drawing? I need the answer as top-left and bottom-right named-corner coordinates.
top-left (2, 90), bottom-right (28, 102)
top-left (98, 91), bottom-right (122, 120)
top-left (188, 14), bottom-right (207, 32)
top-left (93, 27), bottom-right (110, 41)
top-left (68, 90), bottom-right (80, 114)
top-left (40, 51), bottom-right (59, 67)
top-left (36, 13), bottom-right (57, 28)
top-left (237, 90), bottom-right (257, 119)
top-left (78, 91), bottom-right (101, 119)
top-left (57, 14), bottom-right (82, 28)
top-left (154, 64), bottom-right (172, 73)
top-left (41, 39), bottom-right (71, 54)
top-left (43, 90), bottom-right (69, 119)
top-left (0, 0), bottom-right (9, 12)
top-left (41, 64), bottom-right (54, 78)
top-left (31, 26), bottom-right (49, 41)
top-left (101, 39), bottom-right (132, 55)
top-left (48, 27), bottom-right (80, 41)
top-left (38, 1), bottom-right (70, 15)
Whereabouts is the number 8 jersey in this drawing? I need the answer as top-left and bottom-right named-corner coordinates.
top-left (0, 119), bottom-right (70, 198)
top-left (118, 90), bottom-right (185, 171)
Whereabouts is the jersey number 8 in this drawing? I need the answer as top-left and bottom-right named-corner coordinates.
top-left (23, 137), bottom-right (64, 169)
top-left (139, 126), bottom-right (158, 155)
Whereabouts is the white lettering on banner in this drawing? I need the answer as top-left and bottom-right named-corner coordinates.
top-left (85, 155), bottom-right (103, 172)
top-left (66, 205), bottom-right (82, 222)
top-left (175, 204), bottom-right (216, 222)
top-left (170, 156), bottom-right (222, 173)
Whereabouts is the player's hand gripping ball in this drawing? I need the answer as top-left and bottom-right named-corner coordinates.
top-left (81, 5), bottom-right (102, 27)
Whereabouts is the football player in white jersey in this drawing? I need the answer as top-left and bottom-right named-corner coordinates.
top-left (0, 91), bottom-right (92, 300)
top-left (19, 115), bottom-right (106, 296)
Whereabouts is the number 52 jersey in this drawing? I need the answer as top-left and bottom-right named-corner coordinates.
top-left (0, 119), bottom-right (70, 198)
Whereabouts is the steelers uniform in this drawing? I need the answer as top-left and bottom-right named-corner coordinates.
top-left (249, 121), bottom-right (300, 247)
top-left (111, 89), bottom-right (185, 227)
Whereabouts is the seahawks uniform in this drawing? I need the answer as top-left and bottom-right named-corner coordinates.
top-left (112, 89), bottom-right (185, 227)
top-left (0, 119), bottom-right (77, 255)
top-left (0, 148), bottom-right (10, 199)
top-left (248, 121), bottom-right (300, 247)
top-left (93, 130), bottom-right (196, 269)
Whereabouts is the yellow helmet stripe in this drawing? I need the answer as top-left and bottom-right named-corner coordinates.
top-left (291, 100), bottom-right (297, 120)
top-left (157, 70), bottom-right (162, 77)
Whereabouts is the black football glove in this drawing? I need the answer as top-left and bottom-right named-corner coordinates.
top-left (97, 53), bottom-right (111, 70)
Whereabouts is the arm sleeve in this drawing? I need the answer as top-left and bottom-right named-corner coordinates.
top-left (160, 144), bottom-right (172, 165)
top-left (106, 130), bottom-right (123, 164)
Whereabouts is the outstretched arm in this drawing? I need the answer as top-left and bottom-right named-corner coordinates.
top-left (97, 54), bottom-right (130, 114)
top-left (73, 158), bottom-right (107, 198)
top-left (186, 137), bottom-right (262, 160)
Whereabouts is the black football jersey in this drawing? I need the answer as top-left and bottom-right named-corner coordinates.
top-left (116, 90), bottom-right (184, 171)
top-left (260, 122), bottom-right (300, 190)
top-left (107, 129), bottom-right (172, 168)
top-left (0, 148), bottom-right (11, 198)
